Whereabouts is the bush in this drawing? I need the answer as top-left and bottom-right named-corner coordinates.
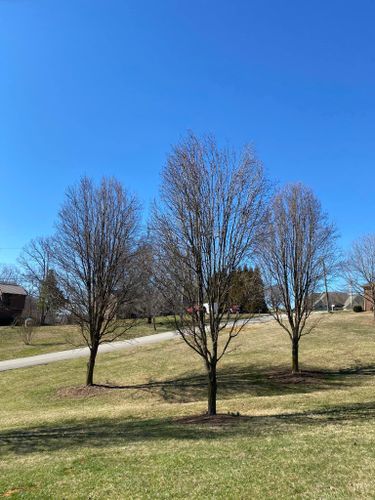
top-left (353, 305), bottom-right (363, 313)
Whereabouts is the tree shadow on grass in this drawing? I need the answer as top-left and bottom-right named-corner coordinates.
top-left (94, 363), bottom-right (375, 403)
top-left (1, 400), bottom-right (375, 456)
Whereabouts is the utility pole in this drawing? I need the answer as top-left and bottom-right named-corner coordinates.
top-left (323, 260), bottom-right (331, 313)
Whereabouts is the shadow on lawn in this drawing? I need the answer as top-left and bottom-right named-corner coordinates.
top-left (1, 400), bottom-right (375, 455)
top-left (95, 363), bottom-right (375, 403)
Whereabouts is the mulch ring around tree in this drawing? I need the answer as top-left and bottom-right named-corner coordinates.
top-left (56, 385), bottom-right (109, 399)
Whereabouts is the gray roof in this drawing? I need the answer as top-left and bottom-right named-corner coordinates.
top-left (313, 292), bottom-right (349, 307)
top-left (0, 283), bottom-right (27, 295)
top-left (344, 294), bottom-right (364, 309)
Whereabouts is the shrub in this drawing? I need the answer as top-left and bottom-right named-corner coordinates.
top-left (353, 305), bottom-right (363, 313)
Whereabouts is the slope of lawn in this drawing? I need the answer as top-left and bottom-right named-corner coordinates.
top-left (1, 312), bottom-right (375, 498)
top-left (0, 316), bottom-right (177, 361)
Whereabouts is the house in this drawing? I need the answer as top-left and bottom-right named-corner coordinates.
top-left (312, 292), bottom-right (364, 311)
top-left (312, 292), bottom-right (348, 311)
top-left (0, 282), bottom-right (27, 324)
top-left (363, 285), bottom-right (374, 312)
top-left (343, 294), bottom-right (364, 310)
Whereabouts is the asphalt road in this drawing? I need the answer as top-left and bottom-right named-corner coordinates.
top-left (0, 315), bottom-right (273, 372)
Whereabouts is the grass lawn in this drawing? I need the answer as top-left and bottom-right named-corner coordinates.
top-left (1, 312), bottom-right (375, 498)
top-left (0, 316), bottom-right (177, 361)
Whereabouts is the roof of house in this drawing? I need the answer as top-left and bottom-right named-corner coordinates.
top-left (0, 283), bottom-right (27, 296)
top-left (343, 294), bottom-right (363, 309)
top-left (313, 292), bottom-right (349, 307)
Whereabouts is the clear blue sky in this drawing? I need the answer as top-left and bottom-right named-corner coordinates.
top-left (1, 0), bottom-right (374, 265)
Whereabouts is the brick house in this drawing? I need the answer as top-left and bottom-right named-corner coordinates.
top-left (0, 283), bottom-right (27, 324)
top-left (363, 284), bottom-right (374, 312)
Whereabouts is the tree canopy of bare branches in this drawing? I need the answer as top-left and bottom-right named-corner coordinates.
top-left (134, 239), bottom-right (166, 329)
top-left (344, 234), bottom-right (375, 318)
top-left (258, 183), bottom-right (337, 373)
top-left (0, 264), bottom-right (21, 284)
top-left (52, 177), bottom-right (140, 385)
top-left (152, 133), bottom-right (269, 416)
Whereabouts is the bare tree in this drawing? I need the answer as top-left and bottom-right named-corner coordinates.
top-left (136, 240), bottom-right (164, 330)
top-left (18, 237), bottom-right (53, 325)
top-left (258, 183), bottom-right (337, 374)
top-left (344, 234), bottom-right (375, 318)
top-left (52, 177), bottom-right (140, 385)
top-left (152, 133), bottom-right (269, 416)
top-left (19, 318), bottom-right (35, 345)
top-left (0, 264), bottom-right (21, 283)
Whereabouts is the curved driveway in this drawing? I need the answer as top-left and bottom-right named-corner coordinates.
top-left (0, 315), bottom-right (273, 372)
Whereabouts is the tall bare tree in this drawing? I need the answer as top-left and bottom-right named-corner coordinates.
top-left (152, 133), bottom-right (269, 416)
top-left (136, 240), bottom-right (164, 330)
top-left (52, 177), bottom-right (140, 385)
top-left (258, 183), bottom-right (337, 373)
top-left (344, 234), bottom-right (375, 318)
top-left (18, 237), bottom-right (53, 325)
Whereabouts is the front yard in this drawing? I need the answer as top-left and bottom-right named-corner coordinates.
top-left (0, 312), bottom-right (375, 498)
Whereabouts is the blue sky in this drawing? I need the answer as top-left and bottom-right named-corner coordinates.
top-left (1, 0), bottom-right (374, 265)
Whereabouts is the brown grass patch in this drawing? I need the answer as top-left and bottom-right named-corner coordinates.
top-left (2, 489), bottom-right (23, 497)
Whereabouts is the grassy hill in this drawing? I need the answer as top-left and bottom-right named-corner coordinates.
top-left (1, 312), bottom-right (375, 498)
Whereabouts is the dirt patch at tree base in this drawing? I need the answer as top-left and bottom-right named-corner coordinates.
top-left (56, 385), bottom-right (109, 398)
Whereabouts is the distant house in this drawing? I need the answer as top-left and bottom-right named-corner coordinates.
top-left (312, 292), bottom-right (364, 311)
top-left (343, 294), bottom-right (364, 310)
top-left (0, 283), bottom-right (27, 324)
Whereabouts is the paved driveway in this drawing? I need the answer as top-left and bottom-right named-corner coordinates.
top-left (0, 315), bottom-right (273, 372)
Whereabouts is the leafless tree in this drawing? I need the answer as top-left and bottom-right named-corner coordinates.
top-left (18, 237), bottom-right (53, 325)
top-left (152, 133), bottom-right (269, 416)
top-left (344, 234), bottom-right (375, 318)
top-left (19, 318), bottom-right (35, 345)
top-left (258, 183), bottom-right (337, 374)
top-left (52, 177), bottom-right (140, 385)
top-left (0, 264), bottom-right (21, 283)
top-left (136, 240), bottom-right (164, 330)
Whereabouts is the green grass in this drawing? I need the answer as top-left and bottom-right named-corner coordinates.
top-left (0, 316), bottom-right (177, 361)
top-left (1, 312), bottom-right (375, 498)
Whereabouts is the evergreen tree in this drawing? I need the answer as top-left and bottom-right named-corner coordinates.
top-left (38, 270), bottom-right (65, 324)
top-left (248, 267), bottom-right (268, 313)
top-left (229, 266), bottom-right (268, 313)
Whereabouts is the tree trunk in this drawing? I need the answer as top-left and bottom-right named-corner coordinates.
top-left (39, 306), bottom-right (46, 326)
top-left (207, 364), bottom-right (217, 416)
top-left (292, 338), bottom-right (299, 374)
top-left (147, 316), bottom-right (152, 325)
top-left (152, 316), bottom-right (157, 331)
top-left (86, 343), bottom-right (99, 386)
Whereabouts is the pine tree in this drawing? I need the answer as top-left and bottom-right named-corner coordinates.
top-left (229, 266), bottom-right (268, 313)
top-left (38, 270), bottom-right (65, 325)
top-left (248, 267), bottom-right (268, 313)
